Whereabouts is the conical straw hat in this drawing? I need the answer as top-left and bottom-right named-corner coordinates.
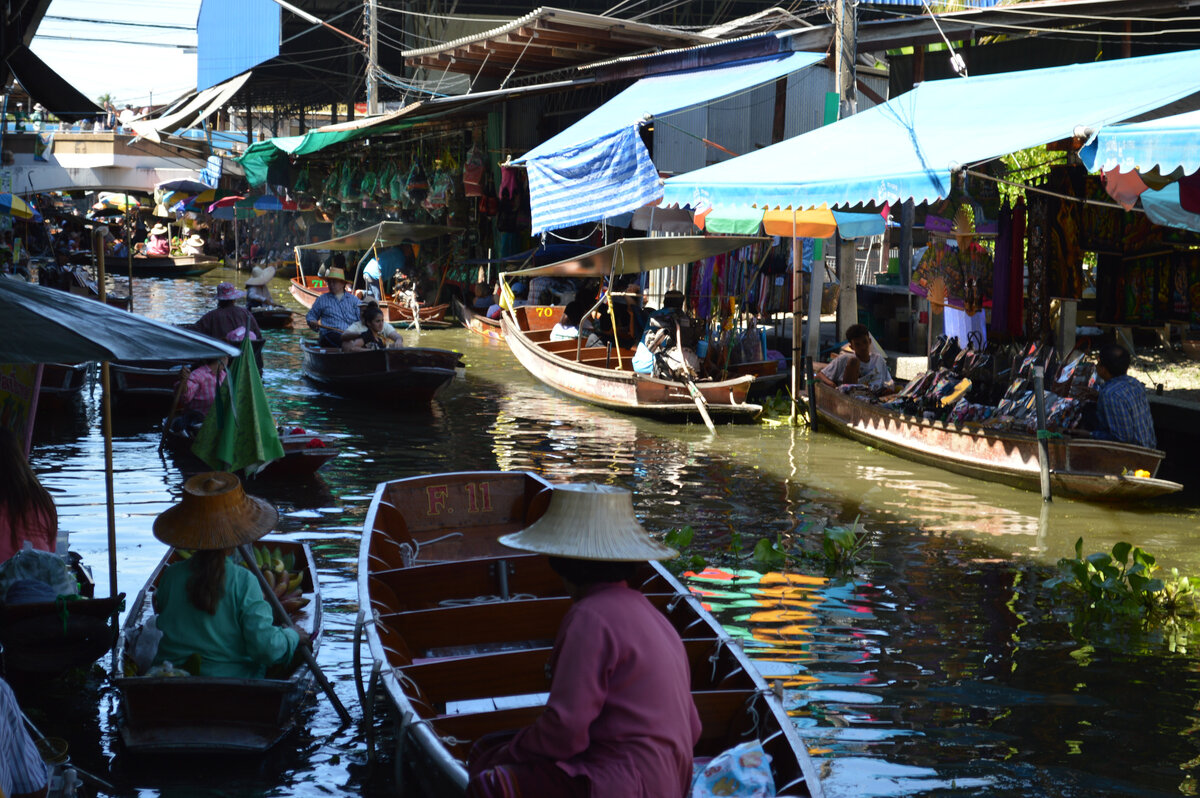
top-left (153, 472), bottom-right (278, 550)
top-left (499, 483), bottom-right (678, 562)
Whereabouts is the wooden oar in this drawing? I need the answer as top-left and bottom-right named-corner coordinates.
top-left (650, 325), bottom-right (716, 434)
top-left (159, 365), bottom-right (192, 451)
top-left (237, 544), bottom-right (352, 724)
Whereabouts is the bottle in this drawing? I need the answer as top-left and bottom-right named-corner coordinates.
top-left (61, 767), bottom-right (78, 798)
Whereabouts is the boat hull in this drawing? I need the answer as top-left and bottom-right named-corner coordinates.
top-left (37, 362), bottom-right (88, 401)
top-left (383, 301), bottom-right (448, 324)
top-left (812, 382), bottom-right (1181, 501)
top-left (358, 471), bottom-right (824, 798)
top-left (501, 308), bottom-right (760, 421)
top-left (300, 341), bottom-right (461, 401)
top-left (129, 256), bottom-right (220, 278)
top-left (289, 276), bottom-right (324, 309)
top-left (251, 306), bottom-right (294, 329)
top-left (452, 297), bottom-right (503, 341)
top-left (164, 431), bottom-right (339, 479)
top-left (114, 541), bottom-right (321, 754)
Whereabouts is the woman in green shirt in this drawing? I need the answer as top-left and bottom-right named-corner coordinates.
top-left (151, 472), bottom-right (308, 679)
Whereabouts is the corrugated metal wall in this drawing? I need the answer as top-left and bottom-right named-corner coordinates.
top-left (653, 65), bottom-right (890, 175)
top-left (197, 0), bottom-right (280, 91)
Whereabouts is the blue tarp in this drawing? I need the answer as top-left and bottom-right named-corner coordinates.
top-left (1140, 183), bottom-right (1200, 233)
top-left (519, 51), bottom-right (824, 162)
top-left (1080, 108), bottom-right (1200, 177)
top-left (526, 125), bottom-right (662, 236)
top-left (662, 49), bottom-right (1200, 211)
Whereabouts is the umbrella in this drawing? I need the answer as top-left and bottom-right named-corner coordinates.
top-left (155, 178), bottom-right (211, 194)
top-left (95, 192), bottom-right (142, 211)
top-left (0, 193), bottom-right (36, 220)
top-left (209, 205), bottom-right (260, 221)
top-left (192, 334), bottom-right (284, 473)
top-left (208, 195), bottom-right (245, 213)
top-left (0, 278), bottom-right (237, 363)
top-left (0, 276), bottom-right (237, 640)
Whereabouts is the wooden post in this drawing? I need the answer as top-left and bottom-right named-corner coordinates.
top-left (1033, 365), bottom-right (1053, 502)
top-left (790, 233), bottom-right (801, 425)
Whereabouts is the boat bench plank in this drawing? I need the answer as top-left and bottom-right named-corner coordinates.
top-left (369, 553), bottom-right (565, 610)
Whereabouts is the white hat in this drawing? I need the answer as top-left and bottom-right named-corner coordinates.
top-left (186, 233), bottom-right (205, 247)
top-left (150, 223), bottom-right (168, 236)
top-left (245, 265), bottom-right (276, 286)
top-left (499, 483), bottom-right (677, 562)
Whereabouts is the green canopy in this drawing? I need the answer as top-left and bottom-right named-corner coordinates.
top-left (297, 221), bottom-right (462, 252)
top-left (239, 123), bottom-right (412, 187)
top-left (192, 335), bottom-right (284, 474)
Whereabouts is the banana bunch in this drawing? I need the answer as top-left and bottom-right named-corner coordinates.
top-left (241, 545), bottom-right (310, 618)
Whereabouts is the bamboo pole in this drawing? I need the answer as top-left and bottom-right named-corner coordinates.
top-left (94, 230), bottom-right (119, 608)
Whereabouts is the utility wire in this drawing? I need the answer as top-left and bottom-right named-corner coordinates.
top-left (43, 15), bottom-right (193, 30)
top-left (33, 34), bottom-right (193, 48)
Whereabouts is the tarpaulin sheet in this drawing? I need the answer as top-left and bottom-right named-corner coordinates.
top-left (1080, 107), bottom-right (1200, 177)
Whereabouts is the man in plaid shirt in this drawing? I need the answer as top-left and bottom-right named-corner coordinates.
top-left (1092, 343), bottom-right (1157, 449)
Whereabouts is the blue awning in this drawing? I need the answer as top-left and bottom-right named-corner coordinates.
top-left (662, 49), bottom-right (1200, 212)
top-left (1080, 108), bottom-right (1200, 176)
top-left (520, 51), bottom-right (824, 234)
top-left (520, 51), bottom-right (824, 162)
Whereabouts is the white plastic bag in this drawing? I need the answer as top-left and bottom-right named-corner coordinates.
top-left (692, 740), bottom-right (775, 798)
top-left (130, 615), bottom-right (164, 675)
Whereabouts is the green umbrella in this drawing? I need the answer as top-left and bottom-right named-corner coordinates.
top-left (192, 335), bottom-right (284, 473)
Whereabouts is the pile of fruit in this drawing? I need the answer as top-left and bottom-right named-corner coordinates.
top-left (242, 545), bottom-right (310, 618)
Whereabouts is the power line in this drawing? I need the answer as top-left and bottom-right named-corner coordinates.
top-left (33, 34), bottom-right (193, 49)
top-left (43, 15), bottom-right (194, 30)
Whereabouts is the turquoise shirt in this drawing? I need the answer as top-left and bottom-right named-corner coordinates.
top-left (153, 557), bottom-right (300, 679)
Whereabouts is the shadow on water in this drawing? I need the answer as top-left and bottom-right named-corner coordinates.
top-left (17, 267), bottom-right (1200, 796)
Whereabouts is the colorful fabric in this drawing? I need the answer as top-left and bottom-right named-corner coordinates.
top-left (0, 676), bottom-right (48, 797)
top-left (181, 364), bottom-right (225, 416)
top-left (146, 234), bottom-right (169, 256)
top-left (1094, 374), bottom-right (1156, 449)
top-left (194, 304), bottom-right (261, 344)
top-left (153, 555), bottom-right (299, 678)
top-left (504, 581), bottom-right (700, 798)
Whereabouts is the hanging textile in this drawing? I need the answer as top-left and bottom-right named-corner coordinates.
top-left (1009, 198), bottom-right (1026, 336)
top-left (991, 201), bottom-right (1013, 336)
top-left (1025, 193), bottom-right (1049, 340)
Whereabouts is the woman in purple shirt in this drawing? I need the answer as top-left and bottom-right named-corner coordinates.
top-left (468, 484), bottom-right (701, 798)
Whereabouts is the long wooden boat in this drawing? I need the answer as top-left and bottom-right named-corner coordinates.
top-left (288, 275), bottom-right (326, 309)
top-left (300, 340), bottom-right (461, 401)
top-left (811, 381), bottom-right (1183, 501)
top-left (0, 555), bottom-right (123, 676)
top-left (289, 275), bottom-right (449, 325)
top-left (109, 359), bottom-right (186, 408)
top-left (113, 540), bottom-right (321, 754)
top-left (62, 265), bottom-right (129, 309)
top-left (452, 296), bottom-right (504, 341)
top-left (358, 471), bottom-right (824, 797)
top-left (37, 362), bottom-right (88, 401)
top-left (502, 305), bottom-right (760, 422)
top-left (163, 428), bottom-right (340, 479)
top-left (251, 304), bottom-right (295, 329)
top-left (128, 255), bottom-right (220, 278)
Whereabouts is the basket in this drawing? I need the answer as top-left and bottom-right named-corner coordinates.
top-left (36, 736), bottom-right (68, 764)
top-left (801, 267), bottom-right (840, 316)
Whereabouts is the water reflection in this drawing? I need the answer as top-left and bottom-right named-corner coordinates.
top-left (14, 267), bottom-right (1200, 797)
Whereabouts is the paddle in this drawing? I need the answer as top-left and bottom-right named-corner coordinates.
top-left (159, 365), bottom-right (192, 452)
top-left (237, 544), bottom-right (353, 724)
top-left (650, 325), bottom-right (716, 434)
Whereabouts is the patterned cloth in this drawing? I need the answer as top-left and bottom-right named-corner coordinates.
top-left (0, 676), bottom-right (49, 798)
top-left (182, 364), bottom-right (226, 416)
top-left (1094, 374), bottom-right (1156, 449)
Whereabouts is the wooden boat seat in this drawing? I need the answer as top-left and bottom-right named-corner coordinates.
top-left (540, 339), bottom-right (585, 355)
top-left (372, 554), bottom-right (566, 610)
top-left (525, 329), bottom-right (554, 343)
top-left (578, 350), bottom-right (638, 371)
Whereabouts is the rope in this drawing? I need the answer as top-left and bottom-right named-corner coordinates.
top-left (709, 638), bottom-right (725, 684)
top-left (437, 593), bottom-right (537, 607)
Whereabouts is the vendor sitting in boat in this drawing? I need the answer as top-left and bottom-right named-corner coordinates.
top-left (341, 303), bottom-right (405, 351)
top-left (632, 290), bottom-right (699, 378)
top-left (818, 323), bottom-right (894, 396)
top-left (468, 484), bottom-right (700, 798)
top-left (306, 267), bottom-right (360, 348)
top-left (0, 427), bottom-right (57, 566)
top-left (149, 472), bottom-right (308, 679)
top-left (194, 282), bottom-right (262, 344)
top-left (1077, 343), bottom-right (1157, 449)
top-left (181, 233), bottom-right (206, 257)
top-left (146, 223), bottom-right (170, 257)
top-left (244, 265), bottom-right (276, 310)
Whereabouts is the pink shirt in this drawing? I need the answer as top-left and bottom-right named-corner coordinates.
top-left (146, 235), bottom-right (169, 256)
top-left (509, 581), bottom-right (701, 797)
top-left (182, 364), bottom-right (225, 415)
top-left (0, 503), bottom-right (57, 565)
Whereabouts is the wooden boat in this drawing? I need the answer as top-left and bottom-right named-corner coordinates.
top-left (381, 299), bottom-right (449, 325)
top-left (811, 381), bottom-right (1183, 501)
top-left (452, 296), bottom-right (504, 341)
top-left (163, 427), bottom-right (340, 480)
top-left (300, 340), bottom-right (462, 401)
top-left (250, 304), bottom-right (295, 329)
top-left (288, 274), bottom-right (325, 309)
top-left (113, 540), bottom-right (321, 754)
top-left (109, 359), bottom-right (186, 408)
top-left (358, 471), bottom-right (825, 797)
top-left (128, 255), bottom-right (220, 278)
top-left (37, 362), bottom-right (88, 401)
top-left (503, 306), bottom-right (760, 421)
top-left (0, 554), bottom-right (124, 676)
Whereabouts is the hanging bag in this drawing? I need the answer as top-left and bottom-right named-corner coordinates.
top-left (462, 144), bottom-right (485, 197)
top-left (405, 161), bottom-right (429, 203)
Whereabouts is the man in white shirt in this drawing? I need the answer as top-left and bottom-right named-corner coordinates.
top-left (818, 323), bottom-right (894, 395)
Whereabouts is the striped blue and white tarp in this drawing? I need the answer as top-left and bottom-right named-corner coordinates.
top-left (525, 125), bottom-right (662, 236)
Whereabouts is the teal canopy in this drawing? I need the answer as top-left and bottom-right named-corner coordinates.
top-left (1080, 107), bottom-right (1200, 177)
top-left (662, 49), bottom-right (1200, 211)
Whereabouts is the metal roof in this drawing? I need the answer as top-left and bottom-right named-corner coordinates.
top-left (402, 7), bottom-right (716, 78)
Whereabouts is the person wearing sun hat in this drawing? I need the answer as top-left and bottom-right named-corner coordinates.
top-left (244, 264), bottom-right (277, 310)
top-left (182, 232), bottom-right (206, 257)
top-left (193, 280), bottom-right (261, 344)
top-left (467, 483), bottom-right (701, 798)
top-left (306, 265), bottom-right (360, 348)
top-left (146, 222), bottom-right (170, 256)
top-left (150, 472), bottom-right (308, 679)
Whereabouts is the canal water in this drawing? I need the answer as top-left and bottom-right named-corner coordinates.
top-left (18, 267), bottom-right (1200, 797)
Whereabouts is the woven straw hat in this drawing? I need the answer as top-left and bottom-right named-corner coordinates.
top-left (186, 233), bottom-right (205, 247)
top-left (245, 265), bottom-right (276, 286)
top-left (324, 266), bottom-right (347, 283)
top-left (499, 483), bottom-right (677, 562)
top-left (150, 223), bottom-right (168, 236)
top-left (153, 472), bottom-right (278, 550)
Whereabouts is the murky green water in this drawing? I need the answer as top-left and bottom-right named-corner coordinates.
top-left (17, 267), bottom-right (1200, 796)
